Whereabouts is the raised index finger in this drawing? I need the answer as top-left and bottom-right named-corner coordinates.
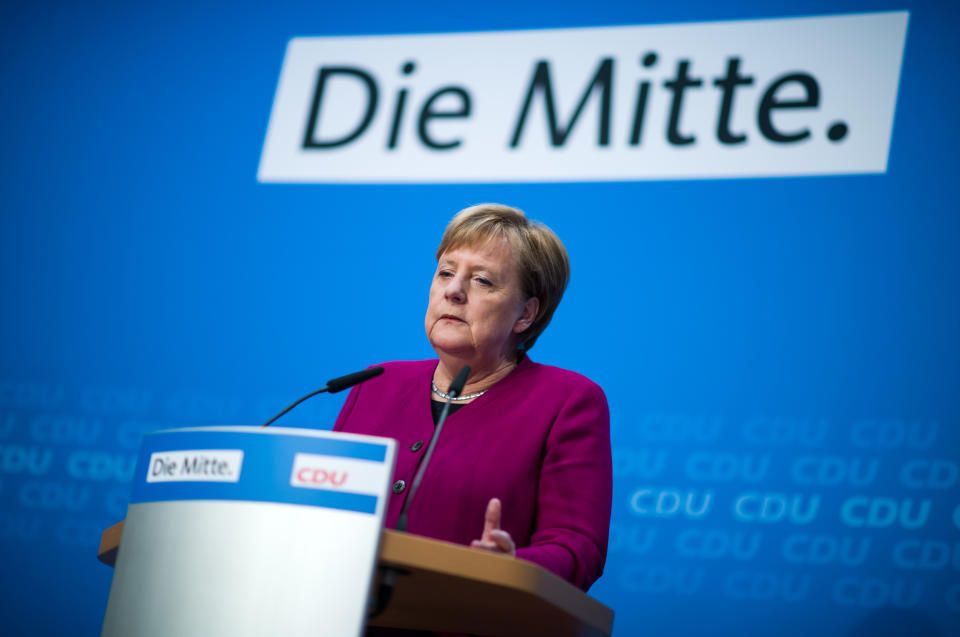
top-left (482, 497), bottom-right (502, 542)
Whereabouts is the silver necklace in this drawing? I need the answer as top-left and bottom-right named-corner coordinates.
top-left (431, 379), bottom-right (487, 402)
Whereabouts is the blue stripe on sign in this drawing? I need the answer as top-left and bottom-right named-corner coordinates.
top-left (133, 481), bottom-right (378, 514)
top-left (129, 428), bottom-right (388, 515)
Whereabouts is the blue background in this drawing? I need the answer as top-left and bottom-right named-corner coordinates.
top-left (1, 1), bottom-right (957, 635)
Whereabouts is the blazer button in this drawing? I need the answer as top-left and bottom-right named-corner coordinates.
top-left (393, 479), bottom-right (406, 494)
top-left (411, 441), bottom-right (424, 452)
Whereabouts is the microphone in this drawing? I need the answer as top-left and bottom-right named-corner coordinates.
top-left (371, 365), bottom-right (470, 618)
top-left (326, 367), bottom-right (385, 394)
top-left (448, 365), bottom-right (471, 396)
top-left (260, 366), bottom-right (384, 427)
top-left (395, 365), bottom-right (470, 532)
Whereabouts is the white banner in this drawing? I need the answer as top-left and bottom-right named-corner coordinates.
top-left (146, 449), bottom-right (243, 482)
top-left (259, 11), bottom-right (908, 183)
top-left (290, 452), bottom-right (389, 495)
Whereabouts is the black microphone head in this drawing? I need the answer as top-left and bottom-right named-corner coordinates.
top-left (326, 366), bottom-right (384, 393)
top-left (448, 365), bottom-right (471, 398)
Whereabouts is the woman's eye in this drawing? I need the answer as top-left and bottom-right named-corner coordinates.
top-left (475, 277), bottom-right (492, 286)
top-left (438, 270), bottom-right (453, 278)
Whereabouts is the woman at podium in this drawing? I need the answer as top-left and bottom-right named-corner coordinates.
top-left (335, 203), bottom-right (612, 591)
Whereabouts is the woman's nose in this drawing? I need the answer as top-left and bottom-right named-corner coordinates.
top-left (444, 275), bottom-right (467, 303)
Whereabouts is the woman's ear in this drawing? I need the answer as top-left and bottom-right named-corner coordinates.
top-left (514, 297), bottom-right (540, 334)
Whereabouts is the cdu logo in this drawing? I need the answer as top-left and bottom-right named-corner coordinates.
top-left (289, 452), bottom-right (386, 495)
top-left (293, 467), bottom-right (349, 488)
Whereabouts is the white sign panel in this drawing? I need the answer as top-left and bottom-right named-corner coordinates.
top-left (290, 452), bottom-right (390, 494)
top-left (259, 11), bottom-right (909, 183)
top-left (146, 449), bottom-right (243, 482)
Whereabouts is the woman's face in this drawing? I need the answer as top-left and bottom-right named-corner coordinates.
top-left (425, 237), bottom-right (538, 367)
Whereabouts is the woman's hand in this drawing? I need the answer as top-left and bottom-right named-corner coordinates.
top-left (470, 498), bottom-right (516, 557)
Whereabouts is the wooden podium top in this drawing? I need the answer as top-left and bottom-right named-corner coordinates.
top-left (99, 521), bottom-right (613, 636)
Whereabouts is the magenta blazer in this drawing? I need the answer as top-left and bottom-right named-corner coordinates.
top-left (334, 355), bottom-right (612, 590)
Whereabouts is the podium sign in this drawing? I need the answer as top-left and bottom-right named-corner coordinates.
top-left (102, 426), bottom-right (396, 637)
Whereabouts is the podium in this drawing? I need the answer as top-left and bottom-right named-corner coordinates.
top-left (98, 427), bottom-right (614, 636)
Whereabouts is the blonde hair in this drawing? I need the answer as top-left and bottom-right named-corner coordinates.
top-left (436, 203), bottom-right (570, 354)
